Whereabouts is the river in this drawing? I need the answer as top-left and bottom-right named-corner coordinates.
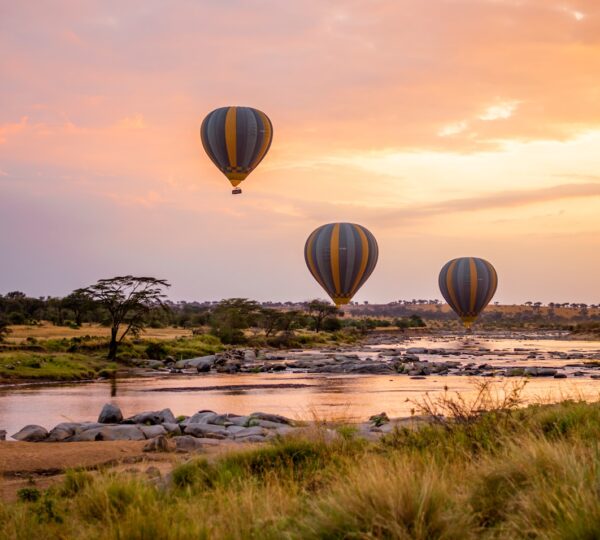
top-left (2, 335), bottom-right (600, 438)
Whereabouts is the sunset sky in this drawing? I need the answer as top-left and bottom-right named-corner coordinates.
top-left (1, 0), bottom-right (599, 304)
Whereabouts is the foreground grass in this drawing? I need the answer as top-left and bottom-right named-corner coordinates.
top-left (3, 398), bottom-right (600, 538)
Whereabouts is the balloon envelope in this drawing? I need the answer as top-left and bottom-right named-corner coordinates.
top-left (304, 223), bottom-right (378, 306)
top-left (200, 106), bottom-right (273, 188)
top-left (438, 257), bottom-right (498, 328)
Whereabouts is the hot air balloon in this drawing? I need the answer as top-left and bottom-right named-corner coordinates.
top-left (304, 223), bottom-right (378, 306)
top-left (200, 106), bottom-right (273, 195)
top-left (438, 257), bottom-right (498, 329)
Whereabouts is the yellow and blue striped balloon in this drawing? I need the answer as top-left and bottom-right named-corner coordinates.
top-left (304, 223), bottom-right (378, 306)
top-left (200, 106), bottom-right (273, 191)
top-left (438, 257), bottom-right (498, 328)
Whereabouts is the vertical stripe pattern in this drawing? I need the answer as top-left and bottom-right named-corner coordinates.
top-left (438, 257), bottom-right (498, 327)
top-left (200, 106), bottom-right (273, 187)
top-left (304, 223), bottom-right (378, 305)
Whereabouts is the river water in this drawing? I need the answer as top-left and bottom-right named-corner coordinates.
top-left (2, 335), bottom-right (600, 438)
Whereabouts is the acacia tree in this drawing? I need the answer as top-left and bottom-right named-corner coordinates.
top-left (75, 276), bottom-right (170, 360)
top-left (307, 299), bottom-right (340, 333)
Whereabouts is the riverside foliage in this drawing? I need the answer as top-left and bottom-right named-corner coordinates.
top-left (3, 397), bottom-right (600, 538)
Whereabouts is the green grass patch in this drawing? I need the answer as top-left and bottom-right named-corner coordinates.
top-left (0, 352), bottom-right (116, 381)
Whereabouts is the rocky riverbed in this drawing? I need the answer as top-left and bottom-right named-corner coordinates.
top-left (7, 403), bottom-right (418, 447)
top-left (132, 332), bottom-right (600, 380)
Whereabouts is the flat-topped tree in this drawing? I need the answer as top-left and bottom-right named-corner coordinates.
top-left (307, 299), bottom-right (340, 333)
top-left (75, 276), bottom-right (170, 360)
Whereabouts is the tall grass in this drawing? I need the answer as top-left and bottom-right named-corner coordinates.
top-left (4, 397), bottom-right (600, 539)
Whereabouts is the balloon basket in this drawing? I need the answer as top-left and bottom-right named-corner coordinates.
top-left (232, 188), bottom-right (242, 195)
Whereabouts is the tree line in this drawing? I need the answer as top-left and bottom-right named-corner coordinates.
top-left (0, 276), bottom-right (427, 359)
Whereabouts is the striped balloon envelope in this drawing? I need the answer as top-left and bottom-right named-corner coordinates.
top-left (304, 223), bottom-right (378, 306)
top-left (438, 257), bottom-right (498, 328)
top-left (200, 106), bottom-right (273, 194)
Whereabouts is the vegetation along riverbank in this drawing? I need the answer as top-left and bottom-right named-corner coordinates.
top-left (2, 388), bottom-right (600, 538)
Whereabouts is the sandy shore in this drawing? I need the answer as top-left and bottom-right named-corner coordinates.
top-left (0, 440), bottom-right (174, 502)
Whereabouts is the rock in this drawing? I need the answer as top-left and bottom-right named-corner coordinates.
top-left (140, 425), bottom-right (167, 439)
top-left (410, 376), bottom-right (427, 380)
top-left (145, 360), bottom-right (164, 369)
top-left (175, 355), bottom-right (217, 370)
top-left (174, 435), bottom-right (221, 452)
top-left (11, 425), bottom-right (48, 442)
top-left (126, 411), bottom-right (161, 425)
top-left (232, 426), bottom-right (265, 439)
top-left (256, 420), bottom-right (291, 429)
top-left (406, 347), bottom-right (427, 354)
top-left (186, 411), bottom-right (218, 425)
top-left (249, 412), bottom-right (294, 425)
top-left (47, 423), bottom-right (81, 442)
top-left (237, 435), bottom-right (266, 443)
top-left (209, 414), bottom-right (238, 426)
top-left (143, 435), bottom-right (173, 452)
top-left (162, 423), bottom-right (182, 436)
top-left (73, 425), bottom-right (145, 441)
top-left (226, 425), bottom-right (247, 434)
top-left (0, 430), bottom-right (6, 441)
top-left (184, 424), bottom-right (228, 439)
top-left (228, 416), bottom-right (251, 427)
top-left (157, 408), bottom-right (176, 424)
top-left (554, 373), bottom-right (568, 379)
top-left (98, 403), bottom-right (123, 424)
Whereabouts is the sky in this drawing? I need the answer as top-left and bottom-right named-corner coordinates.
top-left (1, 0), bottom-right (599, 305)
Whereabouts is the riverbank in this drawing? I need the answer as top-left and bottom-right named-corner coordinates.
top-left (2, 398), bottom-right (600, 538)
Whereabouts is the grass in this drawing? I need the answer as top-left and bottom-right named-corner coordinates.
top-left (0, 333), bottom-right (223, 382)
top-left (0, 352), bottom-right (116, 382)
top-left (4, 395), bottom-right (600, 538)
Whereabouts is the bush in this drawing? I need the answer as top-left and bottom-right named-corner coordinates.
top-left (144, 341), bottom-right (168, 360)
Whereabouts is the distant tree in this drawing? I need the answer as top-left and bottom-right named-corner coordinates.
top-left (409, 314), bottom-right (426, 328)
top-left (307, 300), bottom-right (340, 333)
top-left (278, 310), bottom-right (303, 334)
top-left (209, 298), bottom-right (261, 344)
top-left (322, 316), bottom-right (342, 332)
top-left (259, 307), bottom-right (283, 337)
top-left (0, 316), bottom-right (11, 342)
top-left (75, 276), bottom-right (170, 360)
top-left (62, 291), bottom-right (94, 326)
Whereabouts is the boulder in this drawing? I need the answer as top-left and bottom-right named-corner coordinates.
top-left (0, 430), bottom-right (6, 441)
top-left (125, 411), bottom-right (161, 425)
top-left (186, 411), bottom-right (218, 424)
top-left (184, 424), bottom-right (228, 439)
top-left (162, 423), bottom-right (182, 436)
top-left (174, 435), bottom-right (221, 452)
top-left (140, 425), bottom-right (167, 439)
top-left (208, 414), bottom-right (238, 426)
top-left (73, 425), bottom-right (145, 441)
top-left (249, 412), bottom-right (294, 425)
top-left (11, 425), bottom-right (48, 442)
top-left (143, 435), bottom-right (173, 452)
top-left (232, 426), bottom-right (266, 439)
top-left (98, 403), bottom-right (123, 424)
top-left (157, 408), bottom-right (176, 424)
